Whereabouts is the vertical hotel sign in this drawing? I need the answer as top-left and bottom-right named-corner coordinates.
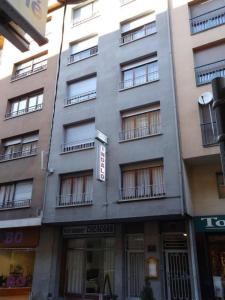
top-left (1, 0), bottom-right (48, 45)
top-left (97, 144), bottom-right (106, 182)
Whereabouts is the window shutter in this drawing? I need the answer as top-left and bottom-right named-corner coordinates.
top-left (65, 123), bottom-right (95, 143)
top-left (121, 13), bottom-right (155, 33)
top-left (14, 181), bottom-right (33, 201)
top-left (121, 56), bottom-right (157, 71)
top-left (68, 77), bottom-right (96, 98)
top-left (71, 36), bottom-right (98, 54)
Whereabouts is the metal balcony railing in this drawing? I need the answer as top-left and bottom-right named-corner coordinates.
top-left (119, 184), bottom-right (165, 200)
top-left (56, 193), bottom-right (93, 207)
top-left (119, 123), bottom-right (161, 141)
top-left (201, 122), bottom-right (218, 146)
top-left (120, 71), bottom-right (159, 89)
top-left (69, 46), bottom-right (98, 64)
top-left (190, 6), bottom-right (225, 34)
top-left (11, 59), bottom-right (47, 81)
top-left (195, 59), bottom-right (225, 86)
top-left (0, 198), bottom-right (31, 210)
top-left (5, 103), bottom-right (43, 118)
top-left (0, 148), bottom-right (38, 162)
top-left (62, 139), bottom-right (95, 153)
top-left (120, 22), bottom-right (156, 44)
top-left (65, 90), bottom-right (96, 106)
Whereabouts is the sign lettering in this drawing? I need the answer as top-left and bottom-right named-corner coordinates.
top-left (63, 224), bottom-right (115, 237)
top-left (194, 216), bottom-right (225, 232)
top-left (96, 144), bottom-right (106, 182)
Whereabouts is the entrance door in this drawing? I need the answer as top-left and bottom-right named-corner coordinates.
top-left (126, 234), bottom-right (144, 300)
top-left (165, 250), bottom-right (192, 300)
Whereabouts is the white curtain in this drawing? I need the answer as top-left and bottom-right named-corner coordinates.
top-left (152, 166), bottom-right (164, 195)
top-left (85, 175), bottom-right (93, 202)
top-left (123, 117), bottom-right (135, 140)
top-left (136, 114), bottom-right (148, 137)
top-left (72, 176), bottom-right (83, 203)
top-left (149, 110), bottom-right (160, 134)
top-left (122, 171), bottom-right (135, 199)
top-left (61, 178), bottom-right (72, 204)
top-left (137, 168), bottom-right (150, 197)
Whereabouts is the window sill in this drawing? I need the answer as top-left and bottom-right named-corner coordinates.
top-left (10, 67), bottom-right (47, 82)
top-left (120, 31), bottom-right (157, 46)
top-left (0, 204), bottom-right (31, 211)
top-left (119, 79), bottom-right (159, 91)
top-left (117, 195), bottom-right (166, 203)
top-left (56, 202), bottom-right (93, 208)
top-left (0, 153), bottom-right (37, 163)
top-left (67, 53), bottom-right (98, 66)
top-left (5, 108), bottom-right (43, 120)
top-left (71, 14), bottom-right (100, 27)
top-left (202, 143), bottom-right (219, 148)
top-left (119, 133), bottom-right (162, 143)
top-left (60, 145), bottom-right (95, 155)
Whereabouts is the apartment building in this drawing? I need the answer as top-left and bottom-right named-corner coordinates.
top-left (0, 3), bottom-right (64, 300)
top-left (169, 0), bottom-right (225, 299)
top-left (30, 0), bottom-right (196, 299)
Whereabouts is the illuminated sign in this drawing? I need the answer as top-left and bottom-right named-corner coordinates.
top-left (96, 144), bottom-right (106, 182)
top-left (0, 0), bottom-right (48, 50)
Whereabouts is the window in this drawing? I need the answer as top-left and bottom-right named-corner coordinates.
top-left (63, 122), bottom-right (95, 153)
top-left (6, 91), bottom-right (43, 118)
top-left (12, 52), bottom-right (48, 81)
top-left (66, 76), bottom-right (97, 106)
top-left (189, 0), bottom-right (225, 34)
top-left (199, 102), bottom-right (217, 146)
top-left (217, 173), bottom-right (225, 198)
top-left (57, 172), bottom-right (93, 207)
top-left (194, 44), bottom-right (225, 86)
top-left (0, 180), bottom-right (33, 209)
top-left (120, 0), bottom-right (135, 5)
top-left (119, 104), bottom-right (160, 141)
top-left (121, 56), bottom-right (159, 89)
top-left (121, 13), bottom-right (156, 44)
top-left (69, 36), bottom-right (98, 64)
top-left (72, 1), bottom-right (99, 25)
top-left (0, 133), bottom-right (38, 161)
top-left (120, 163), bottom-right (165, 200)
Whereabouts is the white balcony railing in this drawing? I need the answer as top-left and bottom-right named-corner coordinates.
top-left (5, 104), bottom-right (43, 119)
top-left (120, 71), bottom-right (159, 90)
top-left (11, 59), bottom-right (47, 81)
top-left (0, 148), bottom-right (38, 162)
top-left (195, 59), bottom-right (225, 86)
top-left (0, 199), bottom-right (31, 210)
top-left (56, 193), bottom-right (93, 207)
top-left (119, 184), bottom-right (165, 201)
top-left (120, 22), bottom-right (156, 44)
top-left (119, 123), bottom-right (161, 141)
top-left (65, 90), bottom-right (96, 106)
top-left (190, 6), bottom-right (225, 34)
top-left (69, 46), bottom-right (98, 64)
top-left (62, 138), bottom-right (95, 153)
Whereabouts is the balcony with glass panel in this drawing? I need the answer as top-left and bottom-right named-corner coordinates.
top-left (195, 59), bottom-right (225, 86)
top-left (190, 6), bottom-right (225, 34)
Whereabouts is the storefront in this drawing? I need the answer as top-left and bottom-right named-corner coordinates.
top-left (0, 227), bottom-right (40, 300)
top-left (195, 215), bottom-right (225, 300)
top-left (57, 220), bottom-right (192, 300)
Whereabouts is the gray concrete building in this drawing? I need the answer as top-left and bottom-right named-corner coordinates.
top-left (31, 1), bottom-right (197, 300)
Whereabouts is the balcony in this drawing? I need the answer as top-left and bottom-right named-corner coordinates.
top-left (0, 199), bottom-right (31, 210)
top-left (120, 22), bottom-right (156, 45)
top-left (56, 193), bottom-right (93, 207)
top-left (61, 138), bottom-right (95, 153)
top-left (195, 59), bottom-right (225, 86)
top-left (5, 104), bottom-right (43, 119)
top-left (65, 90), bottom-right (96, 106)
top-left (201, 122), bottom-right (218, 146)
top-left (11, 59), bottom-right (47, 81)
top-left (0, 148), bottom-right (38, 162)
top-left (120, 71), bottom-right (159, 90)
top-left (69, 46), bottom-right (98, 64)
top-left (119, 184), bottom-right (165, 201)
top-left (119, 123), bottom-right (161, 142)
top-left (190, 6), bottom-right (225, 34)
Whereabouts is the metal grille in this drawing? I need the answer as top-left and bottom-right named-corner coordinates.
top-left (127, 252), bottom-right (144, 298)
top-left (163, 235), bottom-right (188, 250)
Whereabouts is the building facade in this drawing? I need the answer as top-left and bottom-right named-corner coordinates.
top-left (169, 0), bottom-right (225, 299)
top-left (0, 3), bottom-right (64, 300)
top-left (33, 0), bottom-right (196, 300)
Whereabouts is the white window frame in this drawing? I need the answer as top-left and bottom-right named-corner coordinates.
top-left (72, 1), bottom-right (99, 26)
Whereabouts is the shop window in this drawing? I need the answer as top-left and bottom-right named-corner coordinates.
top-left (64, 238), bottom-right (115, 297)
top-left (216, 173), bottom-right (225, 198)
top-left (0, 249), bottom-right (35, 289)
